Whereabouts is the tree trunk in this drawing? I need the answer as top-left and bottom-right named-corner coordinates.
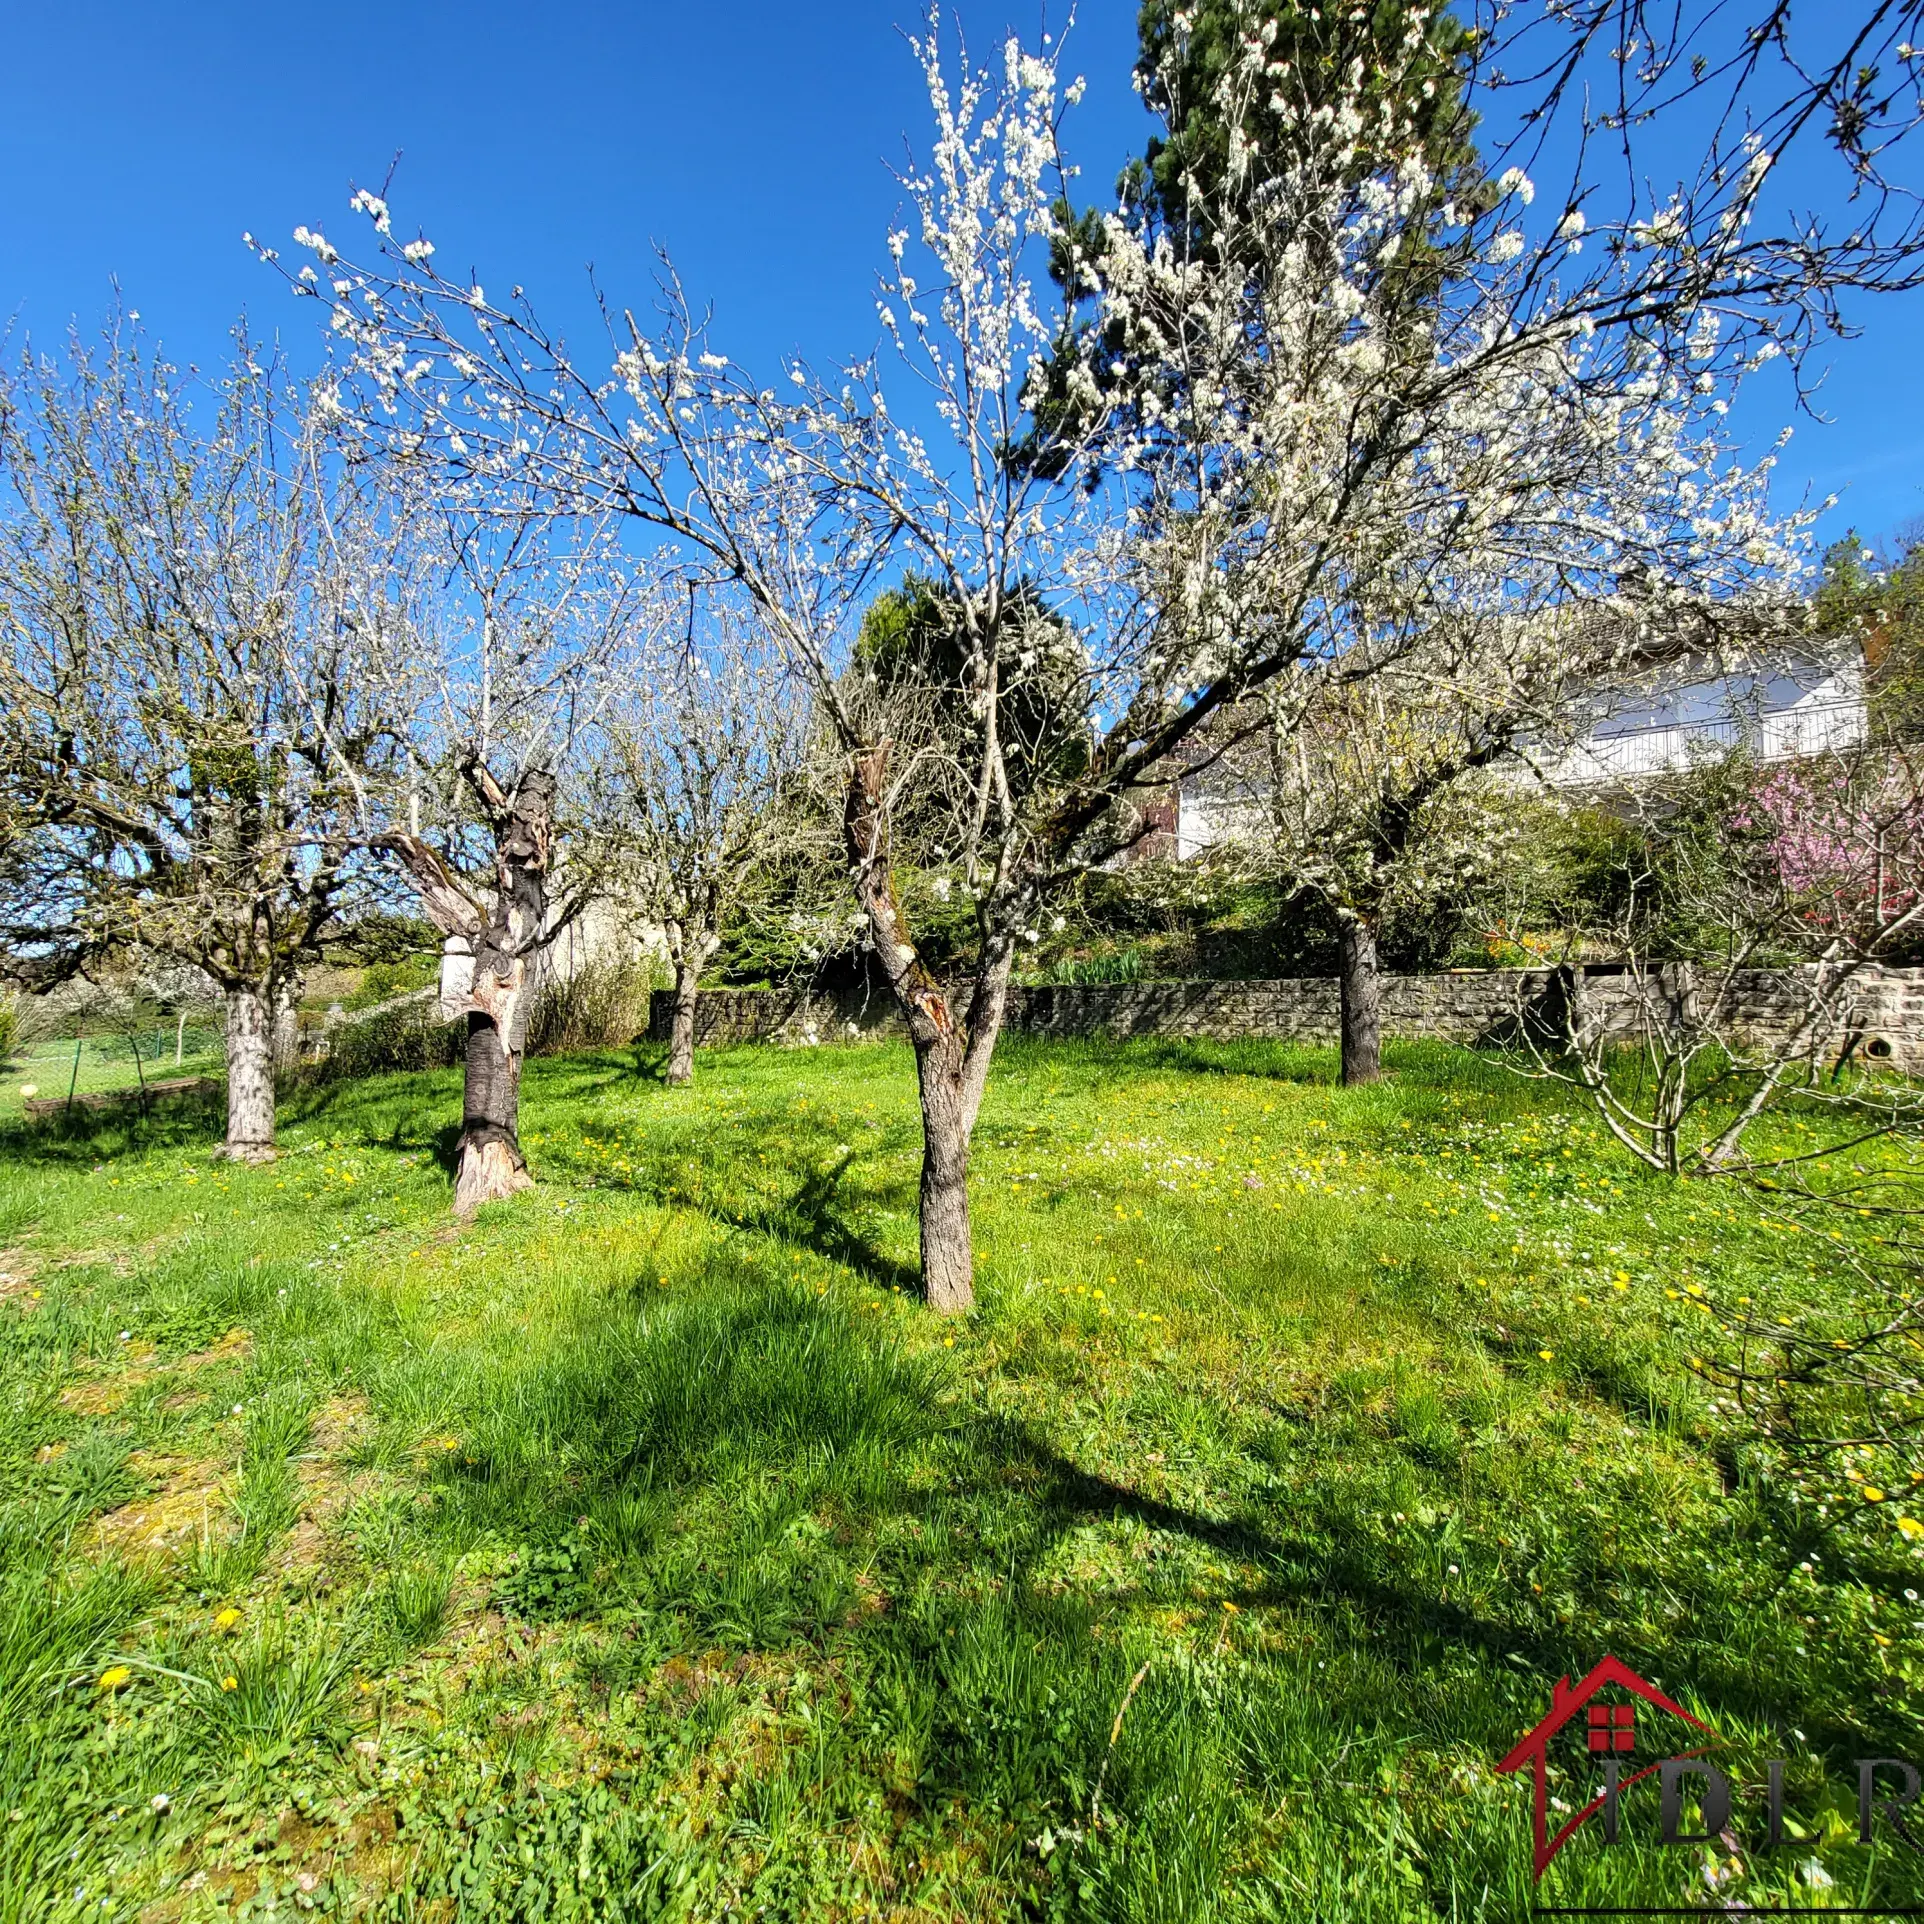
top-left (1338, 915), bottom-right (1382, 1086)
top-left (842, 744), bottom-right (1017, 1314)
top-left (914, 1029), bottom-right (976, 1313)
top-left (453, 1006), bottom-right (532, 1212)
top-left (666, 963), bottom-right (699, 1085)
top-left (271, 976), bottom-right (302, 1082)
top-left (387, 764), bottom-right (554, 1215)
top-left (220, 986), bottom-right (277, 1161)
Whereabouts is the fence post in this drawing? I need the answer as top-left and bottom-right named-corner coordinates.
top-left (66, 1035), bottom-right (82, 1113)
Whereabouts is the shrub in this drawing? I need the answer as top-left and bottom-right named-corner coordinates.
top-left (0, 992), bottom-right (16, 1065)
top-left (342, 953), bottom-right (438, 1011)
top-left (315, 999), bottom-right (462, 1082)
top-left (526, 957), bottom-right (654, 1055)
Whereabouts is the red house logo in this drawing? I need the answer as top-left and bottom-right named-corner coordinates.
top-left (1496, 1655), bottom-right (1716, 1878)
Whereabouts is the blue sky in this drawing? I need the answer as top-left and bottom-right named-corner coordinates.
top-left (4, 0), bottom-right (1921, 548)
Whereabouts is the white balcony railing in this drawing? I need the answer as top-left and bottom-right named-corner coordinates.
top-left (1543, 700), bottom-right (1866, 786)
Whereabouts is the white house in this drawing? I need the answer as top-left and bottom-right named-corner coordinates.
top-left (1162, 627), bottom-right (1871, 860)
top-left (1536, 636), bottom-right (1867, 789)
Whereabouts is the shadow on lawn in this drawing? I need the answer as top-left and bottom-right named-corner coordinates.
top-left (1102, 1038), bottom-right (1339, 1085)
top-left (0, 1093), bottom-right (225, 1168)
top-left (779, 1154), bottom-right (924, 1295)
top-left (557, 1093), bottom-right (925, 1297)
top-left (430, 1272), bottom-right (1881, 1775)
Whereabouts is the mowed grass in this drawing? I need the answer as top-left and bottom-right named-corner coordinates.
top-left (1, 1036), bottom-right (1921, 1922)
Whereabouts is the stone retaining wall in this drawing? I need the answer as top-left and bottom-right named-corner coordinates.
top-left (651, 967), bottom-right (1924, 1071)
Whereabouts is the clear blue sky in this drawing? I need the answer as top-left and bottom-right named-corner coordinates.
top-left (3, 1), bottom-right (1920, 548)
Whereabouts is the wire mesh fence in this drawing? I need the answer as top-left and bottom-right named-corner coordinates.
top-left (4, 1028), bottom-right (227, 1113)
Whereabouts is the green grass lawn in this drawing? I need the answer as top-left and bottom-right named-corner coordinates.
top-left (3, 1033), bottom-right (228, 1121)
top-left (2, 1037), bottom-right (1921, 1922)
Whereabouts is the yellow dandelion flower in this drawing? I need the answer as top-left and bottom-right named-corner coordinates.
top-left (96, 1665), bottom-right (132, 1690)
top-left (213, 1608), bottom-right (241, 1631)
top-left (220, 1676), bottom-right (239, 1692)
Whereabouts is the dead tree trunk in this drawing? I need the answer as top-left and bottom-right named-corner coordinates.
top-left (843, 745), bottom-right (1013, 1313)
top-left (385, 765), bottom-right (553, 1215)
top-left (454, 995), bottom-right (531, 1211)
top-left (666, 962), bottom-right (700, 1085)
top-left (1338, 914), bottom-right (1383, 1086)
top-left (220, 985), bottom-right (277, 1161)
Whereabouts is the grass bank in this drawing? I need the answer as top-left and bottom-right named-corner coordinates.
top-left (2, 1037), bottom-right (1920, 1921)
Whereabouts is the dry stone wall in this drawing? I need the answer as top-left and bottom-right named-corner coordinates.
top-left (651, 967), bottom-right (1924, 1071)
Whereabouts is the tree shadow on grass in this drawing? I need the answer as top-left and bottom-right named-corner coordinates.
top-left (1077, 1038), bottom-right (1337, 1085)
top-left (427, 1121), bottom-right (463, 1180)
top-left (772, 1155), bottom-right (923, 1295)
top-left (559, 1098), bottom-right (925, 1298)
top-left (421, 1272), bottom-right (1881, 1773)
top-left (0, 1094), bottom-right (225, 1170)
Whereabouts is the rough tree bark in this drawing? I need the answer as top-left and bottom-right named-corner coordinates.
top-left (453, 994), bottom-right (531, 1212)
top-left (843, 745), bottom-right (1015, 1313)
top-left (271, 975), bottom-right (303, 1082)
top-left (220, 986), bottom-right (277, 1161)
top-left (661, 921), bottom-right (720, 1087)
top-left (386, 766), bottom-right (553, 1214)
top-left (1338, 914), bottom-right (1383, 1087)
top-left (666, 962), bottom-right (700, 1086)
top-left (912, 1030), bottom-right (978, 1312)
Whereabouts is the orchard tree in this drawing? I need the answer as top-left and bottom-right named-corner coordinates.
top-left (1253, 596), bottom-right (1811, 1085)
top-left (325, 503), bottom-right (644, 1211)
top-left (608, 601), bottom-right (817, 1085)
top-left (0, 322), bottom-right (398, 1159)
top-left (1255, 650), bottom-right (1563, 1086)
top-left (265, 0), bottom-right (1911, 1304)
top-left (257, 37), bottom-right (1140, 1308)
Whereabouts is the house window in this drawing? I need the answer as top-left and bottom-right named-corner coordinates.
top-left (1586, 1704), bottom-right (1635, 1753)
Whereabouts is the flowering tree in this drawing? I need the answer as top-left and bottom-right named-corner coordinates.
top-left (259, 0), bottom-right (1908, 1301)
top-left (1505, 739), bottom-right (1924, 1176)
top-left (261, 32), bottom-right (1140, 1307)
top-left (606, 602), bottom-right (817, 1085)
top-left (1247, 616), bottom-right (1626, 1083)
top-left (0, 324), bottom-right (398, 1159)
top-left (1746, 753), bottom-right (1924, 944)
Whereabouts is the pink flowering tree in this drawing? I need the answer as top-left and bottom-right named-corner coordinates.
top-left (1745, 757), bottom-right (1924, 947)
